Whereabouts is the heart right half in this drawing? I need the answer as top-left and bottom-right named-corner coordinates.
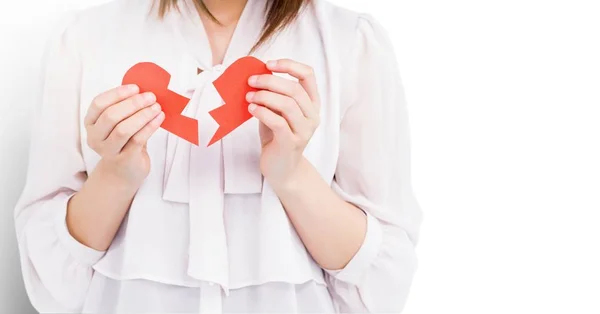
top-left (209, 56), bottom-right (273, 146)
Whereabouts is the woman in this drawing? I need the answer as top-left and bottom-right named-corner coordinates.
top-left (14, 0), bottom-right (422, 312)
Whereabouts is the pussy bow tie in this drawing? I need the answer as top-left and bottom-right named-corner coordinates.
top-left (122, 57), bottom-right (319, 293)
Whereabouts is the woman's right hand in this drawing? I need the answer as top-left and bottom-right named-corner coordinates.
top-left (84, 84), bottom-right (165, 187)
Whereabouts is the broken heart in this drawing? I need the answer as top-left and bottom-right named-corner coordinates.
top-left (122, 56), bottom-right (272, 147)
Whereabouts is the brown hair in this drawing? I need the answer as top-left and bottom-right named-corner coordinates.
top-left (158, 0), bottom-right (308, 51)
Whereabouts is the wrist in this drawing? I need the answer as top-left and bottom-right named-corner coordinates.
top-left (271, 157), bottom-right (311, 195)
top-left (90, 160), bottom-right (141, 196)
top-left (94, 159), bottom-right (142, 190)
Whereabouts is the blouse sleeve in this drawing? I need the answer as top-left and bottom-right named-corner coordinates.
top-left (13, 14), bottom-right (106, 313)
top-left (324, 14), bottom-right (423, 313)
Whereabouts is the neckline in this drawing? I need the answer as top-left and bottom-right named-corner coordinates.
top-left (175, 0), bottom-right (263, 69)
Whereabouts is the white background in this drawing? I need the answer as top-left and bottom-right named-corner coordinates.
top-left (1, 0), bottom-right (599, 313)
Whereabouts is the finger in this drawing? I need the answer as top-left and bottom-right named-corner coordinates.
top-left (248, 103), bottom-right (293, 142)
top-left (266, 59), bottom-right (320, 108)
top-left (94, 92), bottom-right (157, 140)
top-left (85, 84), bottom-right (140, 126)
top-left (123, 111), bottom-right (165, 152)
top-left (103, 103), bottom-right (162, 154)
top-left (248, 74), bottom-right (317, 119)
top-left (246, 90), bottom-right (306, 133)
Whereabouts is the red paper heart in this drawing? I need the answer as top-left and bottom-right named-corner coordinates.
top-left (209, 56), bottom-right (273, 146)
top-left (122, 63), bottom-right (199, 145)
top-left (121, 57), bottom-right (271, 147)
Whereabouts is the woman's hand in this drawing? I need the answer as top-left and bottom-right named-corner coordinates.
top-left (246, 59), bottom-right (321, 189)
top-left (84, 84), bottom-right (165, 187)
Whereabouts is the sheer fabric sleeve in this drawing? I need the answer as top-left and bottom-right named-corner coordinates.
top-left (325, 14), bottom-right (423, 313)
top-left (13, 14), bottom-right (105, 313)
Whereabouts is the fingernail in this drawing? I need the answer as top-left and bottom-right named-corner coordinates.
top-left (248, 75), bottom-right (258, 85)
top-left (246, 92), bottom-right (255, 102)
top-left (248, 103), bottom-right (257, 113)
top-left (126, 84), bottom-right (139, 92)
top-left (267, 60), bottom-right (277, 68)
top-left (144, 92), bottom-right (156, 102)
top-left (151, 103), bottom-right (161, 111)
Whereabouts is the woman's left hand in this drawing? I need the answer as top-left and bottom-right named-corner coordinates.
top-left (246, 59), bottom-right (321, 189)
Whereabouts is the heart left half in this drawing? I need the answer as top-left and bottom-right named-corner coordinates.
top-left (122, 62), bottom-right (199, 145)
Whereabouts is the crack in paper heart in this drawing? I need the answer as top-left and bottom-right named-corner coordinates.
top-left (122, 56), bottom-right (271, 147)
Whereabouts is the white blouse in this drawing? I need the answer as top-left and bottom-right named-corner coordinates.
top-left (14, 0), bottom-right (422, 313)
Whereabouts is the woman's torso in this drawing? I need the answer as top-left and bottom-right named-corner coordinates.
top-left (68, 0), bottom-right (359, 311)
